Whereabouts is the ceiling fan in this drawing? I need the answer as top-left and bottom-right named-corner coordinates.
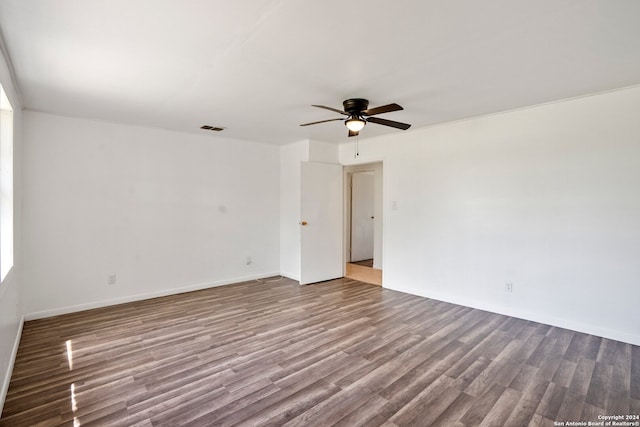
top-left (300, 98), bottom-right (411, 137)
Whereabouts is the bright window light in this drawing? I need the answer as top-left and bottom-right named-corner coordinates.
top-left (0, 84), bottom-right (14, 282)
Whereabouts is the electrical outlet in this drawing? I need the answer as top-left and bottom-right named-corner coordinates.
top-left (505, 282), bottom-right (513, 293)
top-left (108, 274), bottom-right (117, 285)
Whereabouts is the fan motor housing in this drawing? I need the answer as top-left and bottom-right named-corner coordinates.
top-left (343, 98), bottom-right (369, 114)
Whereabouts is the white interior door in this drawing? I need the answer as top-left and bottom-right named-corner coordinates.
top-left (300, 162), bottom-right (343, 285)
top-left (351, 172), bottom-right (375, 261)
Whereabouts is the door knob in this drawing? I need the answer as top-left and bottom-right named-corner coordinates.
top-left (300, 221), bottom-right (308, 226)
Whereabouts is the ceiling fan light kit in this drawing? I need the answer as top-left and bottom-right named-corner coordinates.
top-left (345, 116), bottom-right (366, 132)
top-left (300, 98), bottom-right (411, 138)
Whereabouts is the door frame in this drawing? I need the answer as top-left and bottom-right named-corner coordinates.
top-left (343, 161), bottom-right (384, 277)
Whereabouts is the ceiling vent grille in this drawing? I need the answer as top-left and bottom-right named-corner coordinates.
top-left (200, 125), bottom-right (225, 131)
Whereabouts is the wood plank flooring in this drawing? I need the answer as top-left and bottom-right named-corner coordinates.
top-left (351, 259), bottom-right (374, 268)
top-left (2, 277), bottom-right (638, 426)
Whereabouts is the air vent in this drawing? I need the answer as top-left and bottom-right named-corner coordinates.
top-left (200, 125), bottom-right (225, 132)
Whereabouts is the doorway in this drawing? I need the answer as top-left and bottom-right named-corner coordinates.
top-left (344, 162), bottom-right (383, 286)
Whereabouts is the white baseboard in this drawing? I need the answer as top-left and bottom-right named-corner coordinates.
top-left (25, 272), bottom-right (281, 321)
top-left (279, 272), bottom-right (300, 282)
top-left (1, 314), bottom-right (24, 414)
top-left (384, 283), bottom-right (640, 347)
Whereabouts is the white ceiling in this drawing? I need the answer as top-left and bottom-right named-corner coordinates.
top-left (1, 0), bottom-right (639, 145)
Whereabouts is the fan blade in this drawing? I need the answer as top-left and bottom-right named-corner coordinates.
top-left (367, 116), bottom-right (411, 130)
top-left (348, 129), bottom-right (358, 137)
top-left (363, 103), bottom-right (403, 116)
top-left (300, 118), bottom-right (344, 127)
top-left (312, 105), bottom-right (348, 115)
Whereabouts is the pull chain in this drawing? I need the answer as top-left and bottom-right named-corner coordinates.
top-left (354, 133), bottom-right (359, 158)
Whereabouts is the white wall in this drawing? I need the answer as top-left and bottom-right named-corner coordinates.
top-left (23, 112), bottom-right (280, 318)
top-left (340, 86), bottom-right (640, 346)
top-left (308, 140), bottom-right (339, 164)
top-left (0, 47), bottom-right (23, 411)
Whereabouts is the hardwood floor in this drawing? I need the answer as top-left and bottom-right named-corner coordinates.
top-left (2, 277), bottom-right (638, 426)
top-left (351, 259), bottom-right (374, 268)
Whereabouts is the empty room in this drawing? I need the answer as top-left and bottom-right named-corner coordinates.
top-left (0, 1), bottom-right (639, 426)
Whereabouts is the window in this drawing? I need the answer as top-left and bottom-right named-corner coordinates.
top-left (0, 84), bottom-right (14, 281)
